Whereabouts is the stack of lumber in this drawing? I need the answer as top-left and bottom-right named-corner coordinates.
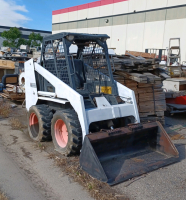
top-left (112, 50), bottom-right (159, 72)
top-left (0, 84), bottom-right (25, 101)
top-left (114, 71), bottom-right (166, 125)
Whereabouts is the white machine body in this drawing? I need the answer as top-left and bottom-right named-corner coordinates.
top-left (25, 59), bottom-right (140, 139)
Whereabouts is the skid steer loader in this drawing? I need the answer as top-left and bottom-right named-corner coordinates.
top-left (25, 32), bottom-right (179, 185)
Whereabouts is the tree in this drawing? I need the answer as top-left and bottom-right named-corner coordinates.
top-left (28, 32), bottom-right (43, 47)
top-left (17, 38), bottom-right (28, 47)
top-left (1, 27), bottom-right (27, 48)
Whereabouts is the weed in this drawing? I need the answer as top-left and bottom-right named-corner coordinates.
top-left (0, 192), bottom-right (8, 200)
top-left (88, 184), bottom-right (93, 190)
top-left (10, 118), bottom-right (25, 130)
top-left (35, 143), bottom-right (45, 151)
top-left (0, 103), bottom-right (11, 118)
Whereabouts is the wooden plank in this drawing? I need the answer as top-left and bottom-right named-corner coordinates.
top-left (138, 83), bottom-right (163, 88)
top-left (0, 59), bottom-right (15, 69)
top-left (142, 72), bottom-right (161, 84)
top-left (125, 50), bottom-right (156, 59)
top-left (138, 92), bottom-right (165, 101)
top-left (0, 93), bottom-right (10, 99)
top-left (129, 73), bottom-right (147, 83)
top-left (143, 73), bottom-right (161, 80)
top-left (140, 116), bottom-right (165, 125)
top-left (139, 111), bottom-right (164, 117)
top-left (139, 100), bottom-right (166, 112)
top-left (1, 91), bottom-right (25, 100)
top-left (137, 88), bottom-right (163, 94)
top-left (3, 89), bottom-right (11, 95)
top-left (9, 93), bottom-right (25, 100)
top-left (114, 71), bottom-right (148, 83)
top-left (6, 84), bottom-right (15, 88)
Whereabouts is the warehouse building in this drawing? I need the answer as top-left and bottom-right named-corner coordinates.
top-left (52, 0), bottom-right (186, 60)
top-left (0, 26), bottom-right (51, 47)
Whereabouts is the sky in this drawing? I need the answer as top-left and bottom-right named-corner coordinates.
top-left (0, 0), bottom-right (96, 31)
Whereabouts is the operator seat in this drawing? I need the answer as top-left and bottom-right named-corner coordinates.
top-left (73, 59), bottom-right (86, 89)
top-left (45, 58), bottom-right (87, 90)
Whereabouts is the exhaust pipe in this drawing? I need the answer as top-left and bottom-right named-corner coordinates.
top-left (80, 122), bottom-right (179, 185)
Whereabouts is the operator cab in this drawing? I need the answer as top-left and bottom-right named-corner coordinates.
top-left (40, 33), bottom-right (122, 108)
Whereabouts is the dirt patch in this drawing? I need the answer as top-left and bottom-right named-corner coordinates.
top-left (8, 135), bottom-right (18, 146)
top-left (20, 146), bottom-right (32, 161)
top-left (0, 192), bottom-right (8, 200)
top-left (48, 154), bottom-right (129, 200)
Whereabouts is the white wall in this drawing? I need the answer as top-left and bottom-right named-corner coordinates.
top-left (143, 21), bottom-right (166, 49)
top-left (52, 0), bottom-right (186, 60)
top-left (113, 1), bottom-right (129, 15)
top-left (146, 0), bottom-right (168, 10)
top-left (53, 0), bottom-right (182, 24)
top-left (111, 25), bottom-right (127, 54)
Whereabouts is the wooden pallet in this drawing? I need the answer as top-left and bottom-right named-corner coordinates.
top-left (139, 111), bottom-right (164, 118)
top-left (139, 100), bottom-right (166, 113)
top-left (1, 90), bottom-right (25, 101)
top-left (125, 50), bottom-right (156, 59)
top-left (138, 92), bottom-right (165, 102)
top-left (0, 93), bottom-right (10, 99)
top-left (113, 72), bottom-right (166, 123)
top-left (140, 116), bottom-right (165, 125)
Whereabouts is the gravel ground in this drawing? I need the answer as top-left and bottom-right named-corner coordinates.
top-left (0, 103), bottom-right (93, 200)
top-left (1, 100), bottom-right (186, 200)
top-left (113, 113), bottom-right (186, 200)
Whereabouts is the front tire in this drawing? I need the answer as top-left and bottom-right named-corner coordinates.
top-left (28, 105), bottom-right (53, 142)
top-left (51, 109), bottom-right (82, 156)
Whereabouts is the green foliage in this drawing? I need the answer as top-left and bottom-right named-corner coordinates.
top-left (1, 27), bottom-right (27, 48)
top-left (17, 38), bottom-right (27, 46)
top-left (1, 28), bottom-right (43, 48)
top-left (28, 32), bottom-right (43, 47)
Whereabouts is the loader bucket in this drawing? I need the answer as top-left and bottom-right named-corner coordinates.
top-left (80, 121), bottom-right (179, 185)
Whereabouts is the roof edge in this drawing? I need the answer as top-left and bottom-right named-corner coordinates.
top-left (52, 0), bottom-right (127, 15)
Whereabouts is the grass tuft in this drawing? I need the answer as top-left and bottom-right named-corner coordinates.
top-left (0, 103), bottom-right (11, 118)
top-left (0, 192), bottom-right (8, 200)
top-left (10, 118), bottom-right (25, 130)
top-left (35, 143), bottom-right (45, 151)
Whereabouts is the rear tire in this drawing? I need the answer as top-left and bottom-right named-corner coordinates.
top-left (28, 105), bottom-right (53, 142)
top-left (51, 109), bottom-right (82, 156)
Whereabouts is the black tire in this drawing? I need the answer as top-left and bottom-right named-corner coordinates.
top-left (28, 104), bottom-right (53, 142)
top-left (51, 109), bottom-right (82, 156)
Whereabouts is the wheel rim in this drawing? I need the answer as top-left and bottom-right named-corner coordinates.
top-left (55, 119), bottom-right (68, 148)
top-left (29, 112), bottom-right (39, 138)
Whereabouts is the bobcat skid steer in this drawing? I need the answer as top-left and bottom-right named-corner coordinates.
top-left (25, 33), bottom-right (179, 185)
